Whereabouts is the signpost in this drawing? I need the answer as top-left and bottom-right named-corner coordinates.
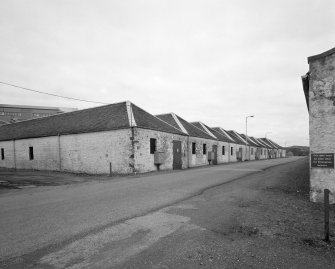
top-left (311, 153), bottom-right (334, 168)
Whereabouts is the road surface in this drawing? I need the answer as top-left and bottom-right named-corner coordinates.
top-left (0, 157), bottom-right (302, 268)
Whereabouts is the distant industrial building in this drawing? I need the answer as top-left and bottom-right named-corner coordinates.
top-left (0, 104), bottom-right (77, 123)
top-left (302, 47), bottom-right (335, 203)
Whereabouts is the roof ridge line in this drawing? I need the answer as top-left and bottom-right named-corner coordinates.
top-left (171, 113), bottom-right (188, 134)
top-left (190, 121), bottom-right (218, 140)
top-left (146, 110), bottom-right (188, 135)
top-left (199, 122), bottom-right (217, 139)
top-left (230, 130), bottom-right (247, 144)
top-left (126, 101), bottom-right (137, 127)
top-left (219, 128), bottom-right (235, 141)
top-left (213, 127), bottom-right (235, 142)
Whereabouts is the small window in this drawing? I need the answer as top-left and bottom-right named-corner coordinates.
top-left (150, 138), bottom-right (156, 154)
top-left (231, 147), bottom-right (233, 155)
top-left (192, 142), bottom-right (196, 154)
top-left (1, 148), bottom-right (4, 160)
top-left (29, 146), bottom-right (34, 160)
top-left (251, 148), bottom-right (254, 154)
top-left (222, 146), bottom-right (225, 155)
top-left (203, 144), bottom-right (207, 154)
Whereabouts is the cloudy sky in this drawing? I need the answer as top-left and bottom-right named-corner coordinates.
top-left (0, 0), bottom-right (334, 146)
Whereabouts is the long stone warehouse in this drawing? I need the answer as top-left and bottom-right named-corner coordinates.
top-left (0, 101), bottom-right (286, 174)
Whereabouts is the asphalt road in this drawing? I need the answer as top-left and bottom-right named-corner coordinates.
top-left (0, 157), bottom-right (302, 268)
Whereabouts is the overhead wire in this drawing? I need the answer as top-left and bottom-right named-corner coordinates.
top-left (0, 81), bottom-right (110, 105)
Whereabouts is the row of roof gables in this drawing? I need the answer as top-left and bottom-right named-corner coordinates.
top-left (0, 101), bottom-right (283, 148)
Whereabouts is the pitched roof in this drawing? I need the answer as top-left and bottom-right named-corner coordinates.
top-left (249, 137), bottom-right (265, 147)
top-left (191, 122), bottom-right (217, 139)
top-left (156, 113), bottom-right (214, 140)
top-left (0, 101), bottom-right (186, 141)
top-left (239, 134), bottom-right (260, 147)
top-left (227, 130), bottom-right (247, 145)
top-left (191, 122), bottom-right (233, 143)
top-left (254, 138), bottom-right (270, 148)
top-left (212, 127), bottom-right (238, 143)
top-left (130, 104), bottom-right (186, 135)
top-left (259, 138), bottom-right (276, 148)
top-left (267, 139), bottom-right (283, 149)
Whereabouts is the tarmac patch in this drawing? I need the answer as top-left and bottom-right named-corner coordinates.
top-left (38, 211), bottom-right (202, 269)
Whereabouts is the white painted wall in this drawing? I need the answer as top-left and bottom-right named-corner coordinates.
top-left (60, 129), bottom-right (132, 174)
top-left (0, 129), bottom-right (133, 174)
top-left (216, 141), bottom-right (230, 164)
top-left (187, 137), bottom-right (216, 167)
top-left (15, 136), bottom-right (59, 170)
top-left (133, 128), bottom-right (188, 172)
top-left (0, 140), bottom-right (15, 168)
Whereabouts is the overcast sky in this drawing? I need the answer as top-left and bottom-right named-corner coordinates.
top-left (0, 0), bottom-right (334, 146)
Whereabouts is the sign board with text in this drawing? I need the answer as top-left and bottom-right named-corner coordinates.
top-left (311, 153), bottom-right (334, 168)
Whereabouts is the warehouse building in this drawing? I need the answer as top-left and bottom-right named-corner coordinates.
top-left (212, 127), bottom-right (239, 162)
top-left (226, 130), bottom-right (248, 161)
top-left (251, 137), bottom-right (269, 159)
top-left (302, 47), bottom-right (335, 203)
top-left (191, 122), bottom-right (234, 164)
top-left (0, 104), bottom-right (77, 123)
top-left (0, 101), bottom-right (189, 174)
top-left (156, 113), bottom-right (216, 167)
top-left (259, 138), bottom-right (277, 159)
top-left (240, 134), bottom-right (259, 161)
top-left (0, 100), bottom-right (287, 175)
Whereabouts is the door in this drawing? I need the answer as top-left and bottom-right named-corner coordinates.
top-left (238, 147), bottom-right (243, 161)
top-left (212, 145), bottom-right (218, 165)
top-left (173, 140), bottom-right (182, 169)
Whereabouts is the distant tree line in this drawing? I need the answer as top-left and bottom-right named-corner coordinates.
top-left (285, 146), bottom-right (309, 156)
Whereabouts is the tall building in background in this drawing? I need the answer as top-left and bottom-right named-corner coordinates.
top-left (302, 47), bottom-right (335, 203)
top-left (0, 104), bottom-right (77, 124)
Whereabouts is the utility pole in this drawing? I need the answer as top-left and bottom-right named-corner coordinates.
top-left (245, 115), bottom-right (254, 160)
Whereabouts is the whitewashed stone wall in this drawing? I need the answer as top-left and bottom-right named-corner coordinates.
top-left (228, 143), bottom-right (238, 162)
top-left (260, 147), bottom-right (267, 159)
top-left (309, 52), bottom-right (335, 203)
top-left (0, 140), bottom-right (15, 168)
top-left (133, 128), bottom-right (188, 172)
top-left (15, 136), bottom-right (59, 170)
top-left (248, 146), bottom-right (257, 161)
top-left (187, 137), bottom-right (214, 167)
top-left (216, 141), bottom-right (230, 164)
top-left (60, 129), bottom-right (132, 174)
top-left (0, 129), bottom-right (133, 174)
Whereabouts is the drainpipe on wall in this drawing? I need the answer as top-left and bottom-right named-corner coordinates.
top-left (13, 139), bottom-right (16, 170)
top-left (58, 134), bottom-right (62, 171)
